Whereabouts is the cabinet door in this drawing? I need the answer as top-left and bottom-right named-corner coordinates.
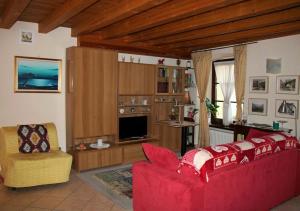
top-left (159, 124), bottom-right (181, 152)
top-left (118, 63), bottom-right (155, 95)
top-left (75, 150), bottom-right (99, 171)
top-left (71, 48), bottom-right (117, 138)
top-left (170, 68), bottom-right (184, 94)
top-left (100, 147), bottom-right (123, 167)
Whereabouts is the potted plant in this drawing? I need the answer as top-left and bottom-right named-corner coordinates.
top-left (205, 98), bottom-right (219, 118)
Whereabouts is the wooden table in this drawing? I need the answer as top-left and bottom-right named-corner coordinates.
top-left (233, 123), bottom-right (292, 141)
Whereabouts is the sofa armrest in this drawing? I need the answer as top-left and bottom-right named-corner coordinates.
top-left (133, 161), bottom-right (204, 211)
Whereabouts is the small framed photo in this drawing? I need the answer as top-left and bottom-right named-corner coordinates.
top-left (15, 56), bottom-right (62, 93)
top-left (248, 98), bottom-right (268, 116)
top-left (249, 76), bottom-right (268, 93)
top-left (20, 30), bottom-right (34, 44)
top-left (276, 75), bottom-right (299, 94)
top-left (275, 99), bottom-right (298, 119)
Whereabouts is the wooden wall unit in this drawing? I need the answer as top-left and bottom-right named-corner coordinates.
top-left (66, 49), bottom-right (184, 171)
top-left (66, 47), bottom-right (118, 151)
top-left (118, 62), bottom-right (155, 95)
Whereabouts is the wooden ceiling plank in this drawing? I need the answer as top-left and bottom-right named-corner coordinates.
top-left (125, 0), bottom-right (300, 43)
top-left (78, 34), bottom-right (190, 59)
top-left (71, 0), bottom-right (170, 36)
top-left (0, 0), bottom-right (31, 28)
top-left (38, 0), bottom-right (99, 33)
top-left (87, 0), bottom-right (243, 39)
top-left (150, 7), bottom-right (300, 46)
top-left (160, 7), bottom-right (300, 48)
top-left (185, 21), bottom-right (300, 51)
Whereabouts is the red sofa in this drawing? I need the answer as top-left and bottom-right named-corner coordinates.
top-left (133, 148), bottom-right (300, 211)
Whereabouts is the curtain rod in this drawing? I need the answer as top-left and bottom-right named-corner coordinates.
top-left (192, 41), bottom-right (257, 53)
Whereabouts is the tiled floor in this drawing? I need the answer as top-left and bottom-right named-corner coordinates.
top-left (0, 171), bottom-right (299, 211)
top-left (0, 171), bottom-right (129, 211)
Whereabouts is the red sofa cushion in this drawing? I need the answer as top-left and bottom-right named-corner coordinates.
top-left (142, 143), bottom-right (180, 171)
top-left (245, 128), bottom-right (273, 140)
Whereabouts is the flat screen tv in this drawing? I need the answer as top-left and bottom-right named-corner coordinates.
top-left (119, 116), bottom-right (147, 140)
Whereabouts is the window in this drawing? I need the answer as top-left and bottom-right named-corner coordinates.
top-left (211, 59), bottom-right (237, 125)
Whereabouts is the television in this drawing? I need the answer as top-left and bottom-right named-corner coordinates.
top-left (119, 116), bottom-right (147, 140)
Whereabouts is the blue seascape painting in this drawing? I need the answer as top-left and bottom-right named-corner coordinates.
top-left (17, 58), bottom-right (60, 91)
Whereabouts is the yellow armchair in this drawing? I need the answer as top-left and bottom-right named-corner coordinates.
top-left (0, 123), bottom-right (72, 187)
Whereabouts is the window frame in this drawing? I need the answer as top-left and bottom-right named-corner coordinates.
top-left (211, 58), bottom-right (235, 125)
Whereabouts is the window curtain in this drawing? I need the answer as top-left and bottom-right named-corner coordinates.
top-left (234, 45), bottom-right (247, 122)
top-left (192, 51), bottom-right (212, 147)
top-left (214, 61), bottom-right (235, 125)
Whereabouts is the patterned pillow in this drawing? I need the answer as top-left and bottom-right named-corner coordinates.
top-left (262, 133), bottom-right (298, 153)
top-left (18, 124), bottom-right (50, 153)
top-left (178, 144), bottom-right (238, 182)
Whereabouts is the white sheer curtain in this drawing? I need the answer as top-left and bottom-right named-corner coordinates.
top-left (214, 61), bottom-right (235, 125)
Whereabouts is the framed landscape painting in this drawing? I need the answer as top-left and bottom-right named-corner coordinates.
top-left (248, 98), bottom-right (268, 116)
top-left (249, 76), bottom-right (268, 93)
top-left (15, 56), bottom-right (62, 93)
top-left (276, 75), bottom-right (299, 94)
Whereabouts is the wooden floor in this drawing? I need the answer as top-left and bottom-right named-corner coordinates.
top-left (0, 171), bottom-right (128, 211)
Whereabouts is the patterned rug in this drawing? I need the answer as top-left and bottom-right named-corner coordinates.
top-left (77, 165), bottom-right (132, 210)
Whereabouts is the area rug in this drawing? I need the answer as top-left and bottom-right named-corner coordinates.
top-left (77, 165), bottom-right (132, 210)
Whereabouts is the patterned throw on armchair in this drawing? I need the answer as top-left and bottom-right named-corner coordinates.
top-left (0, 123), bottom-right (72, 188)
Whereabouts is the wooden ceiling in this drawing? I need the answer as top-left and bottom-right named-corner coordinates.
top-left (1, 0), bottom-right (300, 59)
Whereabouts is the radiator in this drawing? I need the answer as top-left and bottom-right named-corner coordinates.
top-left (209, 127), bottom-right (234, 146)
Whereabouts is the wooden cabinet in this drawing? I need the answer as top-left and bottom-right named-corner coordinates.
top-left (66, 47), bottom-right (118, 151)
top-left (74, 146), bottom-right (123, 172)
top-left (156, 66), bottom-right (185, 95)
top-left (158, 123), bottom-right (181, 152)
top-left (118, 62), bottom-right (155, 95)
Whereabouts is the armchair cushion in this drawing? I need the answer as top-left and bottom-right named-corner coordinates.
top-left (17, 124), bottom-right (50, 153)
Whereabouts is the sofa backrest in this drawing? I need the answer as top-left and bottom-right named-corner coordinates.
top-left (0, 122), bottom-right (59, 155)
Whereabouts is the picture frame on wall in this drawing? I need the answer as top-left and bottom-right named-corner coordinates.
top-left (249, 76), bottom-right (268, 93)
top-left (19, 30), bottom-right (34, 44)
top-left (276, 75), bottom-right (299, 94)
top-left (15, 56), bottom-right (62, 93)
top-left (248, 98), bottom-right (268, 116)
top-left (275, 99), bottom-right (298, 119)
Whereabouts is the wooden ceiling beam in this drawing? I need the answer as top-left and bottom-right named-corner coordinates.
top-left (71, 0), bottom-right (170, 36)
top-left (39, 0), bottom-right (99, 33)
top-left (185, 21), bottom-right (300, 51)
top-left (89, 0), bottom-right (243, 40)
top-left (159, 7), bottom-right (300, 48)
top-left (0, 0), bottom-right (31, 28)
top-left (78, 34), bottom-right (190, 59)
top-left (150, 7), bottom-right (300, 46)
top-left (125, 0), bottom-right (300, 43)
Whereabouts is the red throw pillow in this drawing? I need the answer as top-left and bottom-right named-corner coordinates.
top-left (142, 143), bottom-right (180, 171)
top-left (18, 124), bottom-right (50, 153)
top-left (245, 128), bottom-right (273, 141)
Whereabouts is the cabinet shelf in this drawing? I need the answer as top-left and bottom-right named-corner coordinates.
top-left (119, 104), bottom-right (152, 107)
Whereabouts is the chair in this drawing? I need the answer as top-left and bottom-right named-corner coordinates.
top-left (0, 123), bottom-right (72, 187)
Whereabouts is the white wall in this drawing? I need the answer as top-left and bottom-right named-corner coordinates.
top-left (0, 22), bottom-right (76, 151)
top-left (207, 35), bottom-right (300, 139)
top-left (245, 35), bottom-right (300, 139)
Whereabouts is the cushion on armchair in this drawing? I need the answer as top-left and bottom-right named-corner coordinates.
top-left (142, 143), bottom-right (180, 171)
top-left (18, 124), bottom-right (50, 153)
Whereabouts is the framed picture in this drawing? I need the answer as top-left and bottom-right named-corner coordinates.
top-left (15, 56), bottom-right (62, 93)
top-left (19, 30), bottom-right (34, 44)
top-left (275, 99), bottom-right (298, 119)
top-left (249, 76), bottom-right (268, 93)
top-left (276, 75), bottom-right (299, 94)
top-left (248, 98), bottom-right (268, 116)
top-left (266, 58), bottom-right (281, 74)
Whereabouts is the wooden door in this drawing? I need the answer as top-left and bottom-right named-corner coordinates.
top-left (118, 63), bottom-right (155, 95)
top-left (68, 47), bottom-right (117, 138)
